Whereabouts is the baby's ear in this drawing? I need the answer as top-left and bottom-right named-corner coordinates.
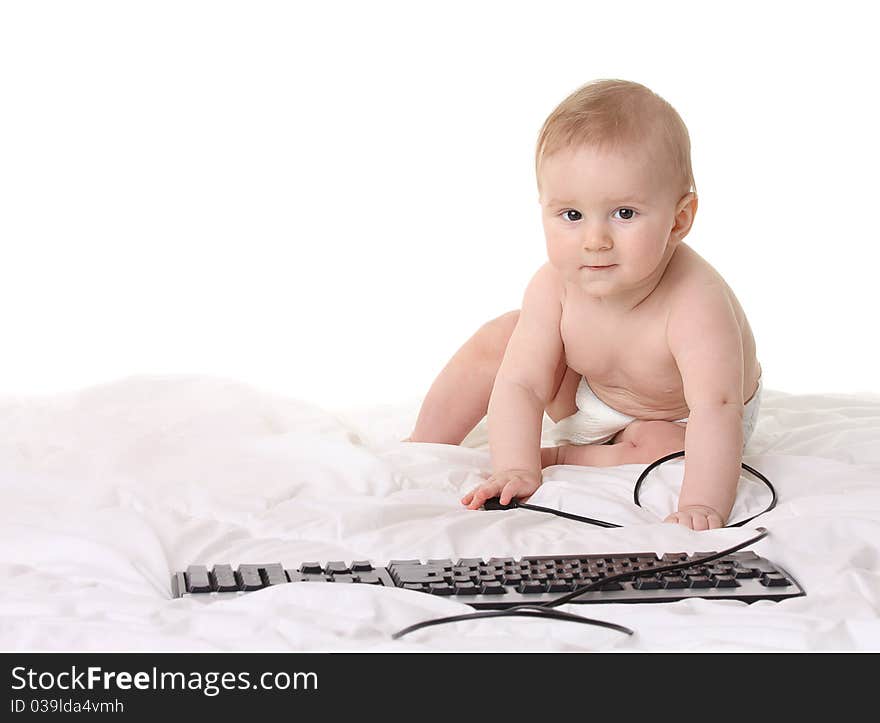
top-left (677, 191), bottom-right (698, 214)
top-left (671, 193), bottom-right (698, 242)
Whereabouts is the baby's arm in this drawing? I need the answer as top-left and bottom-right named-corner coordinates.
top-left (665, 287), bottom-right (745, 530)
top-left (461, 264), bottom-right (564, 509)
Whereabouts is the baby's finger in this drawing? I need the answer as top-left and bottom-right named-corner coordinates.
top-left (666, 513), bottom-right (695, 530)
top-left (465, 483), bottom-right (502, 510)
top-left (706, 513), bottom-right (723, 530)
top-left (691, 513), bottom-right (709, 532)
top-left (499, 477), bottom-right (532, 505)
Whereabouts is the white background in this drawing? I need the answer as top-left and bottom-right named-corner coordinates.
top-left (1, 1), bottom-right (877, 411)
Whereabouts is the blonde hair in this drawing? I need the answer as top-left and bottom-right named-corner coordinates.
top-left (535, 79), bottom-right (696, 199)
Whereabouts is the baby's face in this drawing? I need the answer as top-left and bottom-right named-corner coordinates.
top-left (538, 142), bottom-right (693, 304)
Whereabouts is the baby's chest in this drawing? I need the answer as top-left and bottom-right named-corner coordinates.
top-left (560, 303), bottom-right (681, 388)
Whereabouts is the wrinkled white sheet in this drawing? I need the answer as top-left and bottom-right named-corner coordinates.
top-left (1, 375), bottom-right (878, 651)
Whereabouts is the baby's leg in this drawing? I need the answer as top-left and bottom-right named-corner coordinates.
top-left (556, 420), bottom-right (687, 467)
top-left (406, 310), bottom-right (578, 447)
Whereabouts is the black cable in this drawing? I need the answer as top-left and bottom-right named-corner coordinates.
top-left (493, 449), bottom-right (776, 529)
top-left (515, 501), bottom-right (621, 528)
top-left (631, 450), bottom-right (777, 528)
top-left (391, 605), bottom-right (634, 640)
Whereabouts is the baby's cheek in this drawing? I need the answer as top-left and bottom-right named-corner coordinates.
top-left (545, 245), bottom-right (576, 275)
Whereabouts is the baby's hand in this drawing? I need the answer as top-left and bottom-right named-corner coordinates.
top-left (664, 504), bottom-right (725, 531)
top-left (461, 469), bottom-right (542, 510)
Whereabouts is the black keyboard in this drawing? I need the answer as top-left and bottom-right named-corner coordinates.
top-left (172, 550), bottom-right (804, 608)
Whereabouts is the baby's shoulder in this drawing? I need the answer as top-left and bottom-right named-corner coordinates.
top-left (663, 243), bottom-right (732, 303)
top-left (664, 245), bottom-right (745, 331)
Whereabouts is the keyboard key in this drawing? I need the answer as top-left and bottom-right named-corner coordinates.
top-left (429, 582), bottom-right (454, 595)
top-left (454, 582), bottom-right (478, 595)
top-left (546, 580), bottom-right (571, 592)
top-left (389, 559), bottom-right (421, 567)
top-left (326, 561), bottom-right (351, 574)
top-left (713, 575), bottom-right (741, 588)
top-left (403, 583), bottom-right (426, 592)
top-left (733, 567), bottom-right (760, 579)
top-left (760, 573), bottom-right (792, 587)
top-left (356, 573), bottom-right (384, 585)
top-left (211, 564), bottom-right (238, 592)
top-left (299, 562), bottom-right (323, 574)
top-left (687, 575), bottom-right (713, 588)
top-left (518, 580), bottom-right (545, 594)
top-left (332, 574), bottom-right (356, 584)
top-left (351, 560), bottom-right (374, 572)
top-left (479, 581), bottom-right (507, 595)
top-left (633, 576), bottom-right (661, 590)
top-left (235, 565), bottom-right (264, 591)
top-left (185, 565), bottom-right (211, 593)
top-left (708, 565), bottom-right (733, 576)
top-left (502, 573), bottom-right (523, 586)
top-left (259, 563), bottom-right (287, 586)
top-left (662, 575), bottom-right (688, 589)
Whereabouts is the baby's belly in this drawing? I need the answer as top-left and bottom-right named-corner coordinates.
top-left (579, 361), bottom-right (763, 421)
top-left (585, 376), bottom-right (690, 421)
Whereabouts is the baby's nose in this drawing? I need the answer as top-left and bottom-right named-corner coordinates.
top-left (583, 235), bottom-right (613, 252)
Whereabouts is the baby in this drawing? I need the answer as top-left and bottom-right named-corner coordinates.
top-left (406, 79), bottom-right (762, 531)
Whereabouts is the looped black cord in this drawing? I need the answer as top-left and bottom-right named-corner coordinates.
top-left (391, 604), bottom-right (634, 640)
top-left (494, 450), bottom-right (776, 529)
top-left (632, 450), bottom-right (777, 528)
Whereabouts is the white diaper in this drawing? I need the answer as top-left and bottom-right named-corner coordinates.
top-left (550, 376), bottom-right (763, 449)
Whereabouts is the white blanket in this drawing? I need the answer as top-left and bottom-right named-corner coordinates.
top-left (1, 375), bottom-right (878, 651)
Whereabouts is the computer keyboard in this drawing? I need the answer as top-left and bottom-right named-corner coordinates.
top-left (171, 550), bottom-right (804, 608)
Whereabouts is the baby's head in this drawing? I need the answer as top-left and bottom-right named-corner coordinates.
top-left (535, 79), bottom-right (696, 201)
top-left (534, 79), bottom-right (698, 300)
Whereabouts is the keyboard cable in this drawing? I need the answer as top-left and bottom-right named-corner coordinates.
top-left (391, 450), bottom-right (776, 640)
top-left (515, 450), bottom-right (777, 529)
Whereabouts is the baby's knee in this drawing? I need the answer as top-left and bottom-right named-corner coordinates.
top-left (474, 309), bottom-right (520, 359)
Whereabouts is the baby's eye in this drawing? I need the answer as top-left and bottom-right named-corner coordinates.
top-left (614, 207), bottom-right (637, 221)
top-left (561, 210), bottom-right (582, 222)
